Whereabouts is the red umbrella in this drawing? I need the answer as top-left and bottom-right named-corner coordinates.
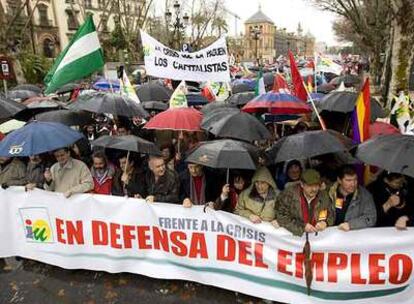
top-left (144, 107), bottom-right (203, 132)
top-left (242, 92), bottom-right (312, 115)
top-left (369, 122), bottom-right (399, 137)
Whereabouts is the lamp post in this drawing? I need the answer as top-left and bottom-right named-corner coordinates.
top-left (250, 25), bottom-right (262, 66)
top-left (165, 0), bottom-right (190, 50)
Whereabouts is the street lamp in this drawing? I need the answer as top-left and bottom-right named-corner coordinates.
top-left (250, 25), bottom-right (262, 66)
top-left (165, 0), bottom-right (190, 49)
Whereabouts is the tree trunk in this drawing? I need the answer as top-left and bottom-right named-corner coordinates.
top-left (387, 0), bottom-right (414, 101)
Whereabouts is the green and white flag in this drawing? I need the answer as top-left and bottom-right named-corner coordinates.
top-left (169, 80), bottom-right (188, 108)
top-left (120, 69), bottom-right (140, 104)
top-left (255, 70), bottom-right (265, 96)
top-left (44, 15), bottom-right (104, 94)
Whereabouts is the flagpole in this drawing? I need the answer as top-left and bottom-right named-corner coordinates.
top-left (314, 53), bottom-right (318, 93)
top-left (303, 80), bottom-right (326, 130)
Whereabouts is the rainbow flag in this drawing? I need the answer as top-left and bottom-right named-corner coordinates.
top-left (352, 78), bottom-right (371, 143)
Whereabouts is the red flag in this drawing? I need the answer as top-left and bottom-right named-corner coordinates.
top-left (201, 85), bottom-right (216, 102)
top-left (272, 73), bottom-right (290, 93)
top-left (70, 87), bottom-right (80, 101)
top-left (305, 60), bottom-right (315, 70)
top-left (288, 50), bottom-right (308, 101)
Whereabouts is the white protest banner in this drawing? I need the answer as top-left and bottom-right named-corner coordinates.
top-left (316, 55), bottom-right (343, 75)
top-left (1, 187), bottom-right (414, 304)
top-left (140, 30), bottom-right (230, 82)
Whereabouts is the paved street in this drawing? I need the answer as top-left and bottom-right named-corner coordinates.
top-left (0, 258), bottom-right (283, 304)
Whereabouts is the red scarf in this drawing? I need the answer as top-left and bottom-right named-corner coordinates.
top-left (299, 188), bottom-right (319, 226)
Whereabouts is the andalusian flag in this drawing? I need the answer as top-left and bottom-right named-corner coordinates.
top-left (119, 68), bottom-right (140, 104)
top-left (44, 15), bottom-right (104, 94)
top-left (213, 82), bottom-right (231, 102)
top-left (169, 80), bottom-right (188, 108)
top-left (255, 70), bottom-right (266, 96)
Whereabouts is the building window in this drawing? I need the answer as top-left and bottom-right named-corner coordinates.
top-left (85, 0), bottom-right (92, 8)
top-left (38, 4), bottom-right (49, 26)
top-left (66, 11), bottom-right (78, 30)
top-left (43, 38), bottom-right (55, 58)
top-left (98, 0), bottom-right (104, 8)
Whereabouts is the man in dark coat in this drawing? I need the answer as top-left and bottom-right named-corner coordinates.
top-left (144, 155), bottom-right (180, 203)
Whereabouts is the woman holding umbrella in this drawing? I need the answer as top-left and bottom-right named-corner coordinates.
top-left (112, 152), bottom-right (146, 198)
top-left (214, 172), bottom-right (250, 213)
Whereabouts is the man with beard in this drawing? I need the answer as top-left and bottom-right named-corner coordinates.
top-left (91, 151), bottom-right (115, 195)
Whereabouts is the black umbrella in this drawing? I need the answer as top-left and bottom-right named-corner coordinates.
top-left (92, 135), bottom-right (160, 155)
top-left (207, 112), bottom-right (271, 142)
top-left (34, 109), bottom-right (94, 126)
top-left (142, 101), bottom-right (168, 112)
top-left (7, 89), bottom-right (39, 101)
top-left (69, 92), bottom-right (149, 118)
top-left (316, 91), bottom-right (386, 122)
top-left (186, 139), bottom-right (259, 171)
top-left (136, 82), bottom-right (173, 102)
top-left (227, 92), bottom-right (255, 107)
top-left (186, 93), bottom-right (209, 106)
top-left (330, 75), bottom-right (361, 87)
top-left (201, 107), bottom-right (240, 130)
top-left (200, 101), bottom-right (236, 115)
top-left (355, 134), bottom-right (414, 178)
top-left (12, 84), bottom-right (42, 94)
top-left (232, 83), bottom-right (254, 94)
top-left (0, 95), bottom-right (26, 120)
top-left (316, 83), bottom-right (335, 94)
top-left (15, 98), bottom-right (64, 121)
top-left (56, 83), bottom-right (80, 94)
top-left (266, 130), bottom-right (354, 164)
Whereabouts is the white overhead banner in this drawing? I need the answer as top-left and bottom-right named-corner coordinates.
top-left (140, 30), bottom-right (230, 82)
top-left (1, 187), bottom-right (414, 304)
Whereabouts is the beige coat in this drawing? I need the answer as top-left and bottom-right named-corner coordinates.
top-left (235, 167), bottom-right (279, 222)
top-left (44, 158), bottom-right (93, 194)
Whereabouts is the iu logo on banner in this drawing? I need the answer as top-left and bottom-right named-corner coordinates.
top-left (19, 207), bottom-right (55, 243)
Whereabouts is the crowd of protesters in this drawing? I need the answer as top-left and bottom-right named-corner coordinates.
top-left (1, 113), bottom-right (412, 238)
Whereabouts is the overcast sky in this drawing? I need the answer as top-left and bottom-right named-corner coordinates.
top-left (223, 0), bottom-right (338, 45)
top-left (154, 0), bottom-right (338, 45)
